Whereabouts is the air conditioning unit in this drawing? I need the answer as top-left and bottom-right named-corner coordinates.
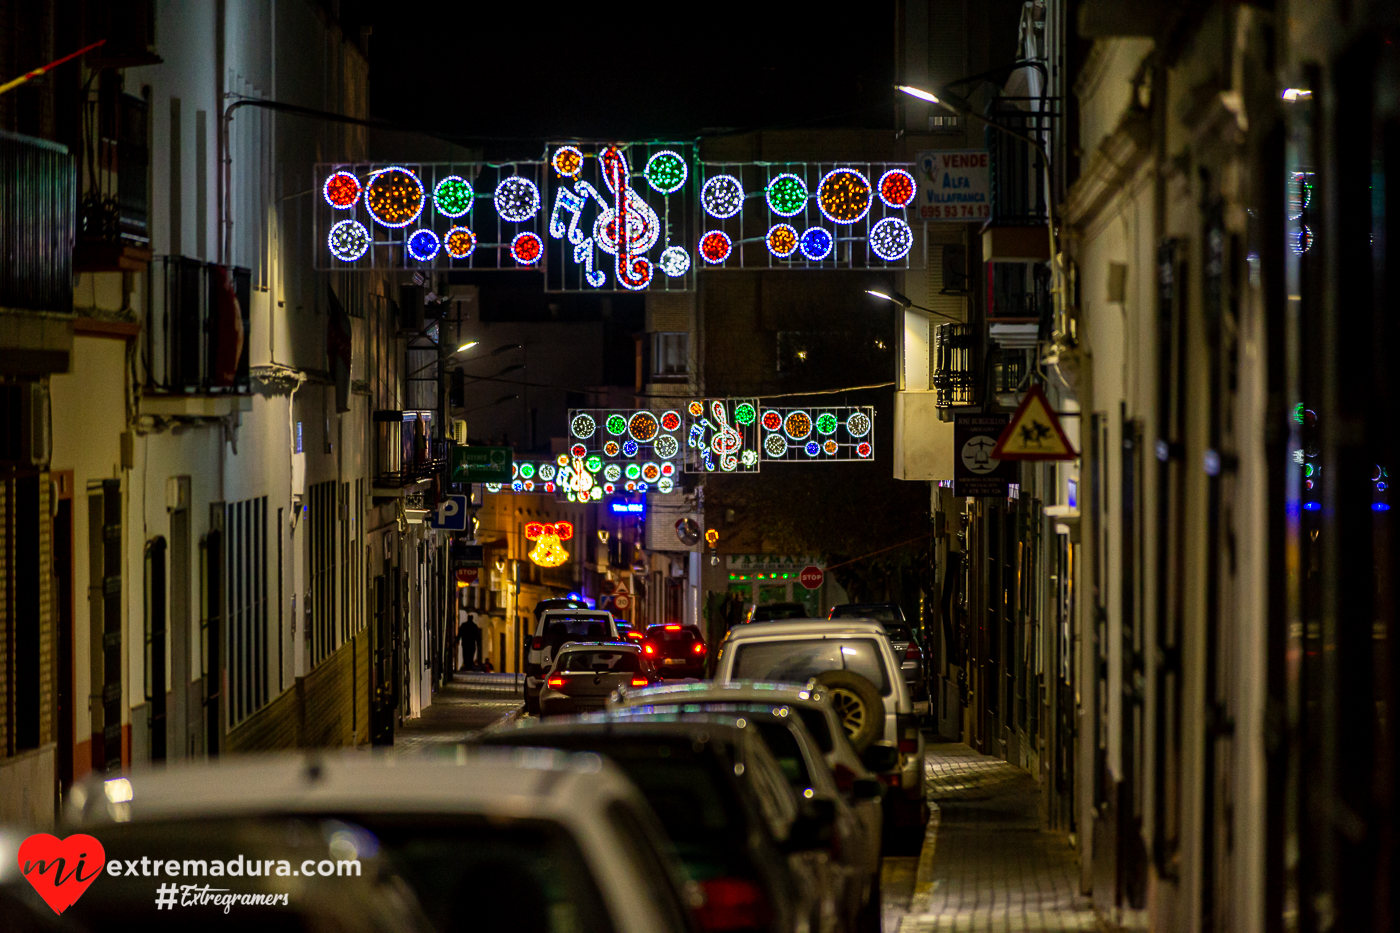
top-left (0, 382), bottom-right (51, 467)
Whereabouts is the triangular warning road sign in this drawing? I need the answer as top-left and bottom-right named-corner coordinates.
top-left (992, 386), bottom-right (1077, 460)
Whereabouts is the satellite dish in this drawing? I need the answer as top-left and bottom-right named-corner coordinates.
top-left (675, 517), bottom-right (701, 547)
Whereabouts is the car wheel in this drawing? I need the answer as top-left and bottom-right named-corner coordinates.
top-left (813, 670), bottom-right (884, 752)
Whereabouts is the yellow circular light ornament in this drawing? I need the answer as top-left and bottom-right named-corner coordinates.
top-left (816, 168), bottom-right (872, 224)
top-left (364, 166), bottom-right (425, 228)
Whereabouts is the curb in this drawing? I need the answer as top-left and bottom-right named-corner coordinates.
top-left (904, 800), bottom-right (942, 916)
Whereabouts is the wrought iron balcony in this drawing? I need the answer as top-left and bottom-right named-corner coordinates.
top-left (145, 257), bottom-right (251, 395)
top-left (373, 411), bottom-right (450, 488)
top-left (933, 323), bottom-right (980, 409)
top-left (0, 130), bottom-right (76, 315)
top-left (986, 96), bottom-right (1059, 228)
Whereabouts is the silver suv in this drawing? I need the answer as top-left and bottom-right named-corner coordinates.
top-left (524, 609), bottom-right (620, 713)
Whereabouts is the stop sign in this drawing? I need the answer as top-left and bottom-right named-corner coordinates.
top-left (456, 568), bottom-right (479, 585)
top-left (799, 565), bottom-right (824, 590)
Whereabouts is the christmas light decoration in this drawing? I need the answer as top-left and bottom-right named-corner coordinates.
top-left (868, 217), bottom-right (913, 261)
top-left (585, 455), bottom-right (603, 473)
top-left (700, 230), bottom-right (732, 264)
top-left (364, 166), bottom-right (425, 228)
top-left (741, 450), bottom-right (758, 467)
top-left (799, 227), bottom-right (833, 260)
top-left (557, 454), bottom-right (570, 466)
top-left (701, 174), bottom-right (743, 219)
top-left (824, 440), bottom-right (838, 455)
top-left (761, 410), bottom-right (782, 431)
top-left (571, 413), bottom-right (596, 439)
top-left (688, 401), bottom-right (704, 416)
top-left (511, 232), bottom-right (543, 264)
top-left (604, 464), bottom-right (622, 482)
top-left (328, 220), bottom-right (371, 262)
top-left (604, 441), bottom-right (620, 457)
top-left (570, 444), bottom-right (587, 458)
top-left (512, 481), bottom-right (524, 492)
top-left (645, 149), bottom-right (688, 194)
top-left (857, 442), bottom-right (872, 457)
top-left (765, 434), bottom-right (787, 457)
top-left (606, 414), bottom-right (627, 435)
top-left (784, 411), bottom-right (812, 440)
top-left (805, 441), bottom-right (820, 456)
top-left (654, 434), bottom-right (679, 459)
top-left (486, 483), bottom-right (502, 492)
top-left (625, 463), bottom-right (641, 479)
top-left (734, 403), bottom-right (756, 426)
top-left (877, 168), bottom-right (916, 208)
top-left (660, 411), bottom-right (681, 431)
top-left (495, 176), bottom-right (541, 222)
top-left (846, 411), bottom-right (871, 436)
top-left (817, 168), bottom-right (871, 224)
top-left (539, 464), bottom-right (556, 481)
top-left (519, 463), bottom-right (535, 479)
top-left (527, 521), bottom-right (573, 567)
top-left (445, 226), bottom-right (477, 259)
top-left (659, 246), bottom-right (691, 277)
top-left (765, 173), bottom-right (808, 216)
top-left (512, 463), bottom-right (520, 479)
top-left (552, 146), bottom-right (583, 177)
top-left (642, 463), bottom-right (661, 482)
top-left (523, 480), bottom-right (535, 492)
top-left (604, 483), bottom-right (616, 494)
top-left (323, 171), bottom-right (361, 209)
top-left (628, 411), bottom-right (659, 442)
top-left (658, 477), bottom-right (674, 493)
top-left (434, 175), bottom-right (474, 217)
top-left (623, 440), bottom-right (639, 457)
top-left (407, 229), bottom-right (441, 261)
top-left (661, 462), bottom-right (675, 476)
top-left (816, 413), bottom-right (838, 435)
top-left (767, 224), bottom-right (798, 258)
top-left (686, 398), bottom-right (760, 473)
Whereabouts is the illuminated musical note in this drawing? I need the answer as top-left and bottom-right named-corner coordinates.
top-left (573, 238), bottom-right (605, 288)
top-left (601, 147), bottom-right (654, 290)
top-left (549, 187), bottom-right (586, 244)
top-left (709, 401), bottom-right (741, 472)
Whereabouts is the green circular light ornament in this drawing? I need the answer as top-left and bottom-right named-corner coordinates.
top-left (625, 463), bottom-right (642, 479)
top-left (815, 412), bottom-right (838, 435)
top-left (519, 463), bottom-right (535, 479)
top-left (645, 150), bottom-right (689, 195)
top-left (433, 175), bottom-right (473, 218)
top-left (734, 402), bottom-right (756, 426)
top-left (766, 173), bottom-right (808, 217)
top-left (606, 414), bottom-right (628, 435)
top-left (585, 454), bottom-right (603, 473)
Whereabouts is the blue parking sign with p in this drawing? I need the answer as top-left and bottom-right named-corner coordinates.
top-left (430, 495), bottom-right (469, 530)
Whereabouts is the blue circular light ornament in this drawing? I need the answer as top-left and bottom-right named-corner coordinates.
top-left (799, 227), bottom-right (834, 260)
top-left (637, 482), bottom-right (649, 493)
top-left (494, 176), bottom-right (541, 222)
top-left (328, 219), bottom-right (371, 261)
top-left (511, 480), bottom-right (524, 492)
top-left (764, 434), bottom-right (788, 457)
top-left (645, 150), bottom-right (689, 194)
top-left (805, 441), bottom-right (821, 456)
top-left (407, 228), bottom-right (440, 261)
top-left (433, 175), bottom-right (474, 217)
top-left (623, 439), bottom-right (639, 457)
top-left (659, 246), bottom-right (691, 277)
top-left (869, 217), bottom-right (914, 261)
top-left (846, 411), bottom-right (872, 436)
top-left (701, 174), bottom-right (744, 219)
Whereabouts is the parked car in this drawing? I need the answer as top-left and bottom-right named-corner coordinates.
top-left (479, 714), bottom-right (833, 933)
top-left (712, 620), bottom-right (928, 850)
top-left (643, 623), bottom-right (708, 677)
top-left (524, 608), bottom-right (621, 713)
top-left (828, 604), bottom-right (925, 699)
top-left (55, 750), bottom-right (698, 933)
top-left (611, 704), bottom-right (881, 933)
top-left (533, 596), bottom-right (592, 622)
top-left (541, 642), bottom-right (660, 716)
top-left (747, 602), bottom-right (808, 623)
top-left (0, 818), bottom-right (436, 933)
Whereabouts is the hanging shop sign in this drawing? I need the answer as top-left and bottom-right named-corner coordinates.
top-left (991, 386), bottom-right (1077, 461)
top-left (914, 150), bottom-right (990, 222)
top-left (315, 151), bottom-right (924, 286)
top-left (953, 412), bottom-right (1018, 497)
top-left (526, 521), bottom-right (573, 567)
top-left (450, 446), bottom-right (513, 484)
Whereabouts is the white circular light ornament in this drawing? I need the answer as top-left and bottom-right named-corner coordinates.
top-left (846, 411), bottom-right (872, 436)
top-left (604, 463), bottom-right (622, 482)
top-left (701, 174), bottom-right (744, 219)
top-left (659, 246), bottom-right (691, 277)
top-left (328, 219), bottom-right (371, 262)
top-left (406, 228), bottom-right (440, 262)
top-left (571, 413), bottom-right (597, 439)
top-left (653, 434), bottom-right (680, 459)
top-left (538, 464), bottom-right (556, 481)
top-left (764, 434), bottom-right (788, 457)
top-left (494, 176), bottom-right (541, 222)
top-left (869, 217), bottom-right (914, 261)
top-left (657, 477), bottom-right (674, 494)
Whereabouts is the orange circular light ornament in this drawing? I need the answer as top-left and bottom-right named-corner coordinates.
top-left (445, 227), bottom-right (477, 259)
top-left (364, 166), bottom-right (425, 228)
top-left (816, 168), bottom-right (872, 224)
top-left (767, 223), bottom-right (798, 258)
top-left (628, 411), bottom-right (659, 442)
top-left (553, 145), bottom-right (584, 178)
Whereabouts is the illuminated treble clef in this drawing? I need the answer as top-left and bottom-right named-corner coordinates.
top-left (569, 455), bottom-right (595, 500)
top-left (710, 401), bottom-right (742, 472)
top-left (600, 147), bottom-right (657, 291)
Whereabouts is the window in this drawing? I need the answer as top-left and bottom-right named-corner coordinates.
top-left (558, 650), bottom-right (641, 673)
top-left (225, 496), bottom-right (267, 726)
top-left (309, 481), bottom-right (337, 666)
top-left (650, 332), bottom-right (689, 378)
top-left (732, 638), bottom-right (892, 695)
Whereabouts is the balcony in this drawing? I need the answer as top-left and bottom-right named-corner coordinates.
top-left (76, 87), bottom-right (153, 272)
top-left (933, 323), bottom-right (980, 409)
top-left (982, 96), bottom-right (1060, 263)
top-left (372, 410), bottom-right (450, 495)
top-left (144, 257), bottom-right (252, 404)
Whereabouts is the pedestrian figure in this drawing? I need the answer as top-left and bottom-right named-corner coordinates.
top-left (457, 613), bottom-right (482, 671)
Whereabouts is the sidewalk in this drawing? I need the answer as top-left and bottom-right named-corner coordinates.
top-left (894, 741), bottom-right (1100, 933)
top-left (389, 671), bottom-right (524, 753)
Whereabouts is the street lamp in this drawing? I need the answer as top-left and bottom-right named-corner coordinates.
top-left (896, 83), bottom-right (1061, 334)
top-left (865, 289), bottom-right (962, 322)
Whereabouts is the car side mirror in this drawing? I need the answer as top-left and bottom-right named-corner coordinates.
top-left (861, 741), bottom-right (899, 773)
top-left (851, 778), bottom-right (883, 801)
top-left (784, 797), bottom-right (836, 852)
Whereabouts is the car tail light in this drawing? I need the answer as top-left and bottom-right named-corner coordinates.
top-left (631, 677), bottom-right (649, 687)
top-left (905, 643), bottom-right (922, 660)
top-left (643, 643), bottom-right (655, 655)
top-left (832, 763), bottom-right (856, 793)
top-left (897, 713), bottom-right (919, 753)
top-left (693, 641), bottom-right (706, 654)
top-left (880, 772), bottom-right (902, 787)
top-left (531, 637), bottom-right (544, 650)
top-left (664, 623), bottom-right (681, 631)
top-left (695, 877), bottom-right (770, 932)
top-left (546, 676), bottom-right (566, 688)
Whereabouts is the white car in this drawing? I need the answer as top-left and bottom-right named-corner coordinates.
top-left (62, 750), bottom-right (698, 933)
top-left (524, 608), bottom-right (621, 712)
top-left (712, 620), bottom-right (928, 849)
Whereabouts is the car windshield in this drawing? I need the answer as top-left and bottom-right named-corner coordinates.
top-left (628, 702), bottom-right (821, 781)
top-left (884, 625), bottom-right (915, 643)
top-left (539, 615), bottom-right (613, 639)
top-left (647, 626), bottom-right (697, 642)
top-left (732, 638), bottom-right (892, 696)
top-left (753, 604), bottom-right (805, 620)
top-left (558, 650), bottom-right (641, 673)
top-left (831, 605), bottom-right (901, 625)
top-left (750, 721), bottom-right (812, 789)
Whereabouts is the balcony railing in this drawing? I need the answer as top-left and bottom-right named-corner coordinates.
top-left (373, 411), bottom-right (449, 488)
top-left (933, 323), bottom-right (979, 408)
top-left (0, 130), bottom-right (76, 315)
top-left (145, 257), bottom-right (252, 394)
top-left (986, 97), bottom-right (1060, 227)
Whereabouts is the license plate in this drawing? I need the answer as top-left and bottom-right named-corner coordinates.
top-left (663, 658), bottom-right (686, 666)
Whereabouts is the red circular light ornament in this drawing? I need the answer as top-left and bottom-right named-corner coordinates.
top-left (761, 410), bottom-right (783, 431)
top-left (323, 171), bottom-right (361, 209)
top-left (570, 444), bottom-right (586, 458)
top-left (878, 169), bottom-right (916, 208)
top-left (700, 230), bottom-right (732, 264)
top-left (511, 232), bottom-right (543, 265)
top-left (857, 442), bottom-right (872, 457)
top-left (660, 411), bottom-right (681, 432)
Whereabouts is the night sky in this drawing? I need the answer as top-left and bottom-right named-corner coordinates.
top-left (365, 4), bottom-right (898, 155)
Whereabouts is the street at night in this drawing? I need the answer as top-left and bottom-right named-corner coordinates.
top-left (0, 2), bottom-right (1397, 931)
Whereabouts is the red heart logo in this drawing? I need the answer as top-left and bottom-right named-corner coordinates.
top-left (17, 833), bottom-right (106, 915)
